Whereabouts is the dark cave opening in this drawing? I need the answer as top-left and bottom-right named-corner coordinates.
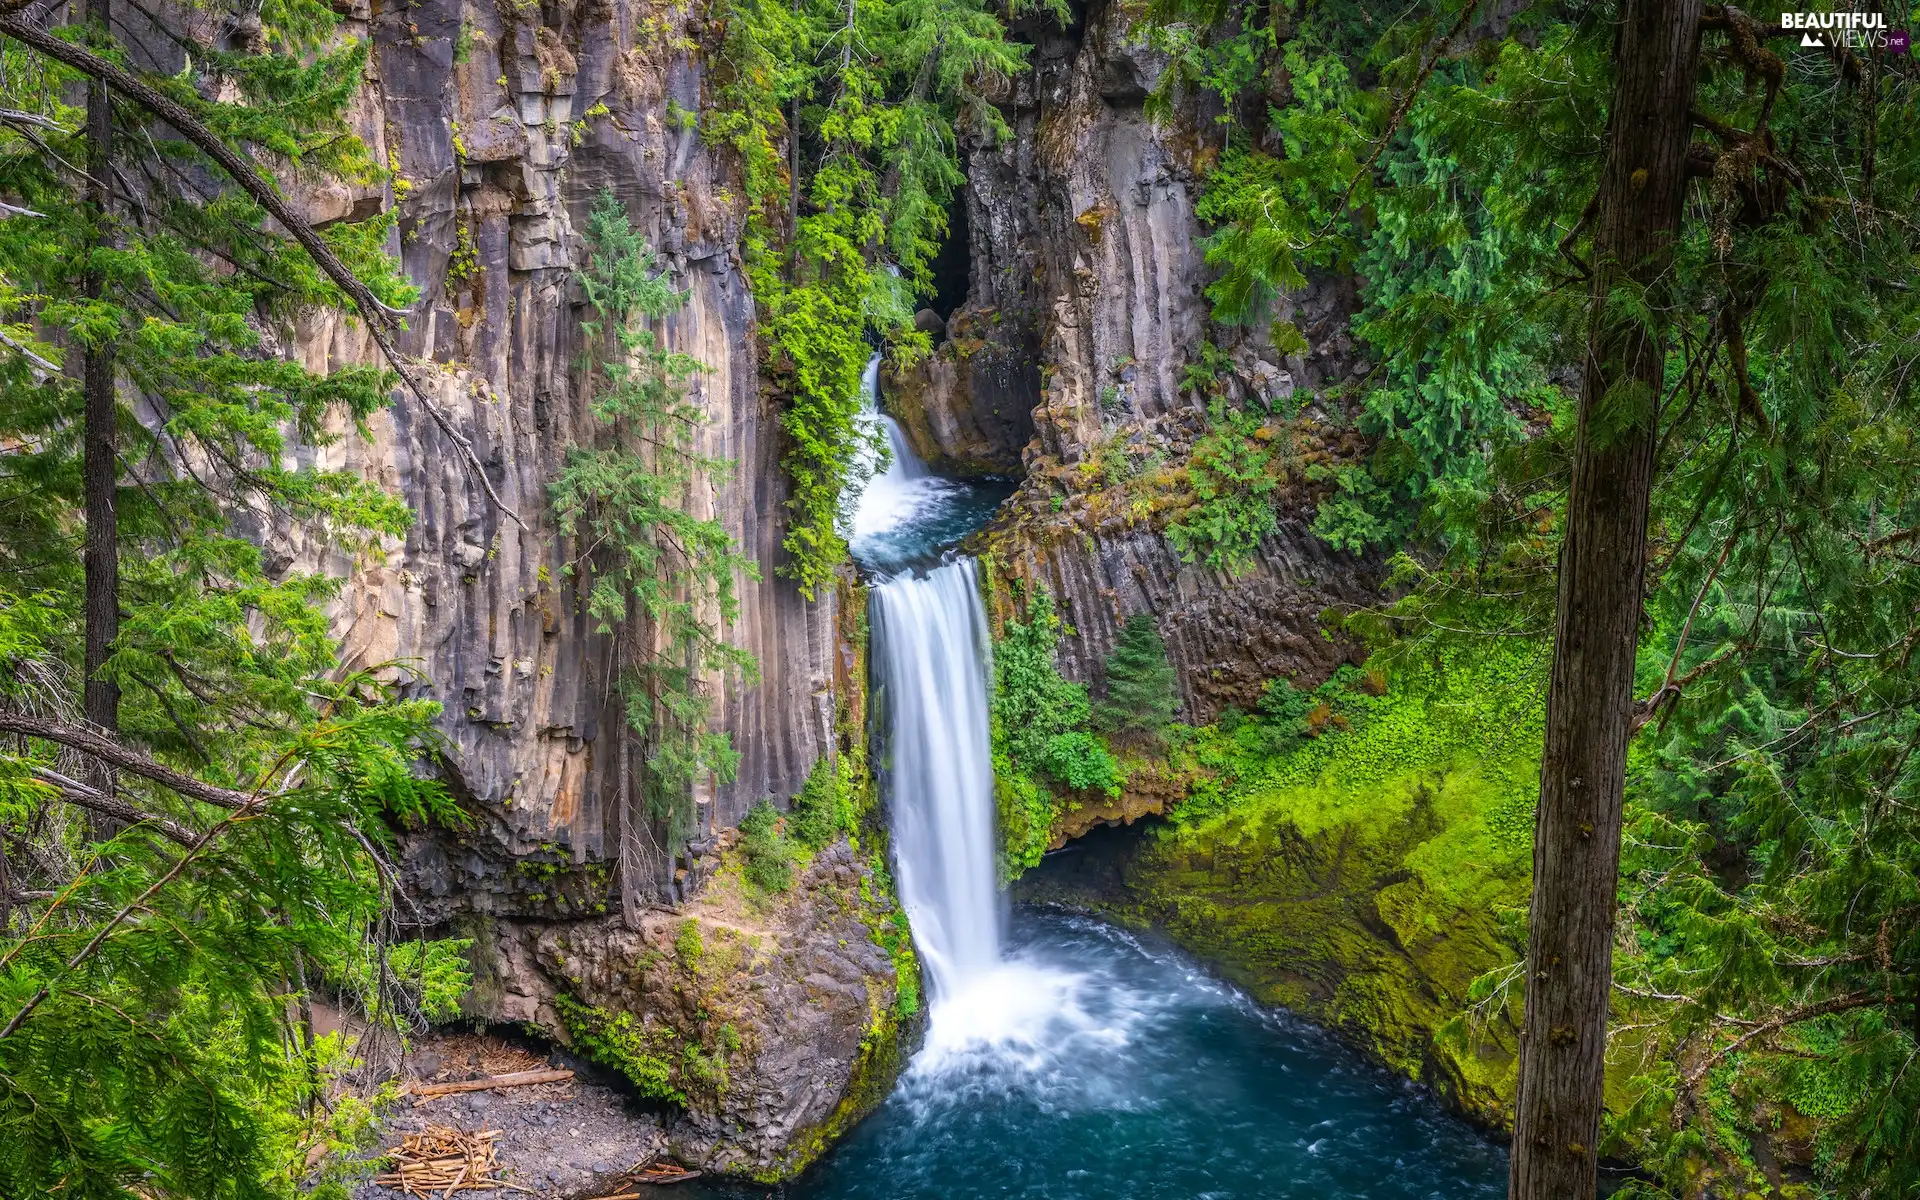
top-left (926, 187), bottom-right (971, 323)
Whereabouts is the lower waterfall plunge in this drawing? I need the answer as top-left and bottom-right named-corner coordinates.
top-left (869, 559), bottom-right (1001, 1001)
top-left (680, 356), bottom-right (1512, 1197)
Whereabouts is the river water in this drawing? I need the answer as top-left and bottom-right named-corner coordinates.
top-left (689, 359), bottom-right (1508, 1197)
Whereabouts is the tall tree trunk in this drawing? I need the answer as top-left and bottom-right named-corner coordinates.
top-left (81, 0), bottom-right (120, 837)
top-left (1508, 3), bottom-right (1703, 1197)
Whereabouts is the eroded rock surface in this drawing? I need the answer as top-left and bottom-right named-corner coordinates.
top-left (297, 0), bottom-right (837, 923)
top-left (467, 839), bottom-right (917, 1180)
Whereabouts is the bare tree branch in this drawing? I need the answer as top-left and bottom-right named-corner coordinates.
top-left (0, 712), bottom-right (248, 810)
top-left (28, 766), bottom-right (198, 847)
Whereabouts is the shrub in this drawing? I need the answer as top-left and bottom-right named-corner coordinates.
top-left (1094, 613), bottom-right (1180, 742)
top-left (991, 588), bottom-right (1126, 875)
top-left (1037, 731), bottom-right (1124, 793)
top-left (737, 800), bottom-right (793, 893)
top-left (788, 755), bottom-right (857, 850)
top-left (674, 919), bottom-right (704, 966)
top-left (1164, 399), bottom-right (1284, 573)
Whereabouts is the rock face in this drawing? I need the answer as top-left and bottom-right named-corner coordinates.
top-left (297, 0), bottom-right (838, 924)
top-left (469, 839), bottom-right (918, 1181)
top-left (881, 309), bottom-right (1039, 478)
top-left (915, 0), bottom-right (1378, 717)
top-left (280, 0), bottom-right (1421, 1174)
top-left (278, 0), bottom-right (898, 1175)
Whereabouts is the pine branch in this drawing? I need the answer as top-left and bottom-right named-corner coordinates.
top-left (1679, 992), bottom-right (1879, 1094)
top-left (0, 782), bottom-right (271, 1041)
top-left (0, 12), bottom-right (522, 527)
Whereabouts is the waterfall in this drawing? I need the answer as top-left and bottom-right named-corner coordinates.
top-left (862, 352), bottom-right (925, 482)
top-left (851, 353), bottom-right (1067, 1068)
top-left (848, 353), bottom-right (928, 561)
top-left (869, 558), bottom-right (1002, 1002)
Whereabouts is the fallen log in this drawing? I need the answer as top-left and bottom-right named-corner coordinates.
top-left (407, 1068), bottom-right (574, 1101)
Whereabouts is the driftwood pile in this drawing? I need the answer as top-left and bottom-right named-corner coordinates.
top-left (581, 1160), bottom-right (705, 1198)
top-left (373, 1125), bottom-right (511, 1195)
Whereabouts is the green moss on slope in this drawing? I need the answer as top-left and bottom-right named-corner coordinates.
top-left (1020, 644), bottom-right (1550, 1124)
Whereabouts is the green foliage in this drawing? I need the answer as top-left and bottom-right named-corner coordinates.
top-left (1094, 614), bottom-right (1180, 742)
top-left (0, 0), bottom-right (470, 1190)
top-left (674, 918), bottom-right (705, 966)
top-left (0, 603), bottom-right (461, 1198)
top-left (789, 754), bottom-right (859, 851)
top-left (1168, 2), bottom-right (1920, 1191)
top-left (552, 195), bottom-right (760, 841)
top-left (335, 937), bottom-right (475, 1026)
top-left (553, 994), bottom-right (687, 1107)
top-left (738, 799), bottom-right (795, 894)
top-left (1166, 4), bottom-right (1569, 553)
top-left (1164, 398), bottom-right (1287, 572)
top-left (862, 857), bottom-right (920, 1018)
top-left (990, 588), bottom-right (1122, 874)
top-left (1172, 644), bottom-right (1546, 860)
top-left (707, 0), bottom-right (1055, 594)
top-left (735, 757), bottom-right (860, 896)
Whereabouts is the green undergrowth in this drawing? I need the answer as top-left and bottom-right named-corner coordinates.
top-left (553, 993), bottom-right (694, 1107)
top-left (1165, 642), bottom-right (1548, 893)
top-left (986, 584), bottom-right (1124, 878)
top-left (738, 755), bottom-right (865, 897)
top-left (1023, 639), bottom-right (1551, 1121)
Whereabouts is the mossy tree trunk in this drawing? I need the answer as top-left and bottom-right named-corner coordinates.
top-left (1510, 2), bottom-right (1703, 1197)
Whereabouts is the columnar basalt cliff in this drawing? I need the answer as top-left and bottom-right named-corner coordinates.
top-left (889, 0), bottom-right (1378, 718)
top-left (293, 0), bottom-right (840, 922)
top-left (271, 0), bottom-right (900, 1173)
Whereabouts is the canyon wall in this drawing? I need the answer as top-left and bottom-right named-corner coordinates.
top-left (266, 0), bottom-right (898, 1172)
top-left (285, 0), bottom-right (838, 914)
top-left (881, 0), bottom-right (1529, 1135)
top-left (887, 0), bottom-right (1378, 718)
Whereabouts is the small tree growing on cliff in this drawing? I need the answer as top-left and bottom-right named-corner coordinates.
top-left (1094, 614), bottom-right (1179, 744)
top-left (552, 194), bottom-right (760, 924)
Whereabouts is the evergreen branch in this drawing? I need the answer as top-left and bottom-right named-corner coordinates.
top-left (0, 13), bottom-right (523, 528)
top-left (0, 329), bottom-right (57, 373)
top-left (1680, 991), bottom-right (1878, 1093)
top-left (0, 785), bottom-right (271, 1041)
top-left (1319, 0), bottom-right (1484, 232)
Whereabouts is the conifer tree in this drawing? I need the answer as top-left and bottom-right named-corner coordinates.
top-left (1094, 613), bottom-right (1180, 743)
top-left (1511, 4), bottom-right (1702, 1194)
top-left (552, 194), bottom-right (758, 924)
top-left (0, 0), bottom-right (472, 1189)
top-left (1140, 0), bottom-right (1920, 1192)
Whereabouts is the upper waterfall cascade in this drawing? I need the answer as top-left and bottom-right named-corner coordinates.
top-left (845, 353), bottom-right (1009, 577)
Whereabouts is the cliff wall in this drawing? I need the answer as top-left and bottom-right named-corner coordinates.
top-left (291, 0), bottom-right (837, 922)
top-left (883, 0), bottom-right (1379, 720)
top-left (267, 0), bottom-right (899, 1173)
